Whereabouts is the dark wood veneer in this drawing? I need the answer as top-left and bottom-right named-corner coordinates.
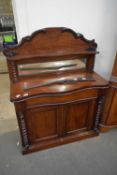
top-left (4, 27), bottom-right (108, 154)
top-left (100, 54), bottom-right (117, 131)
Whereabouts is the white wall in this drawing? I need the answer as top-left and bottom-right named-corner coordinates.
top-left (12, 0), bottom-right (117, 80)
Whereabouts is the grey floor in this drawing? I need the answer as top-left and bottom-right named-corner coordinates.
top-left (0, 119), bottom-right (117, 175)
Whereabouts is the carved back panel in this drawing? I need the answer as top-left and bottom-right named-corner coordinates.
top-left (4, 27), bottom-right (98, 82)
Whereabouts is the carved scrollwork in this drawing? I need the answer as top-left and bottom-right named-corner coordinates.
top-left (11, 62), bottom-right (18, 82)
top-left (4, 50), bottom-right (17, 57)
top-left (94, 96), bottom-right (105, 131)
top-left (61, 27), bottom-right (96, 44)
top-left (18, 112), bottom-right (29, 148)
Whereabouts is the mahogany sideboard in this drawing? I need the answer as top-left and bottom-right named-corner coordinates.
top-left (4, 27), bottom-right (108, 154)
top-left (100, 53), bottom-right (117, 131)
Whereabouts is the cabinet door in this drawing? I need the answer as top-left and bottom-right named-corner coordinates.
top-left (63, 100), bottom-right (97, 135)
top-left (26, 106), bottom-right (61, 144)
top-left (25, 99), bottom-right (97, 146)
top-left (106, 89), bottom-right (117, 125)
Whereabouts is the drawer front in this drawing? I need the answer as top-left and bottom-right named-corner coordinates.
top-left (26, 88), bottom-right (98, 107)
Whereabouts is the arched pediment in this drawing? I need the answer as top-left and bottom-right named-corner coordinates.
top-left (4, 27), bottom-right (97, 59)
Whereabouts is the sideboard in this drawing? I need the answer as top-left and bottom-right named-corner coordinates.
top-left (4, 27), bottom-right (108, 154)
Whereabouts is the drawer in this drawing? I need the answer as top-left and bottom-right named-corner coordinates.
top-left (26, 88), bottom-right (98, 107)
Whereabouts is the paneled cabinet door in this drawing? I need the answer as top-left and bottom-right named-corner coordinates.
top-left (26, 106), bottom-right (62, 144)
top-left (106, 89), bottom-right (117, 125)
top-left (25, 99), bottom-right (98, 145)
top-left (63, 100), bottom-right (97, 136)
